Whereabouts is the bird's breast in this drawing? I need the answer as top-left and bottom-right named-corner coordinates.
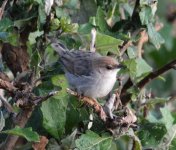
top-left (94, 71), bottom-right (117, 98)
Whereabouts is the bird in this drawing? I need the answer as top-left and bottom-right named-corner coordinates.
top-left (51, 42), bottom-right (124, 99)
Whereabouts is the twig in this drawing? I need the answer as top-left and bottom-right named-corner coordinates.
top-left (121, 59), bottom-right (176, 105)
top-left (0, 0), bottom-right (8, 20)
top-left (67, 88), bottom-right (107, 121)
top-left (137, 30), bottom-right (147, 58)
top-left (0, 96), bottom-right (14, 113)
top-left (137, 22), bottom-right (164, 58)
top-left (137, 59), bottom-right (176, 89)
top-left (0, 72), bottom-right (10, 81)
top-left (119, 5), bottom-right (126, 20)
top-left (33, 91), bottom-right (59, 105)
top-left (1, 108), bottom-right (33, 150)
top-left (120, 41), bottom-right (132, 56)
top-left (0, 79), bottom-right (16, 93)
top-left (90, 28), bottom-right (96, 52)
top-left (131, 0), bottom-right (140, 22)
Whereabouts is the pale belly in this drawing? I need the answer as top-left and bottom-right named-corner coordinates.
top-left (65, 71), bottom-right (117, 98)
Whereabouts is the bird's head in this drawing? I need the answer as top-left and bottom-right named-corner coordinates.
top-left (92, 56), bottom-right (125, 74)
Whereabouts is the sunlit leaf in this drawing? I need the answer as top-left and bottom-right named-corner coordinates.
top-left (40, 75), bottom-right (68, 138)
top-left (160, 107), bottom-right (174, 130)
top-left (0, 18), bottom-right (13, 31)
top-left (1, 126), bottom-right (39, 142)
top-left (75, 130), bottom-right (112, 150)
top-left (156, 124), bottom-right (176, 150)
top-left (147, 23), bottom-right (165, 49)
top-left (28, 30), bottom-right (44, 45)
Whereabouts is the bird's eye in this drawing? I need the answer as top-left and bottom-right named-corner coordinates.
top-left (106, 65), bottom-right (113, 70)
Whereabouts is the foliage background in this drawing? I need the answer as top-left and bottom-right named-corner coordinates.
top-left (0, 0), bottom-right (176, 150)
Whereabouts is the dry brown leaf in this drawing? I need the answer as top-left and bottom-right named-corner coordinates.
top-left (32, 136), bottom-right (49, 150)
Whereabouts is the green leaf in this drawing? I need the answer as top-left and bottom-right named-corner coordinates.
top-left (41, 75), bottom-right (68, 138)
top-left (60, 17), bottom-right (78, 33)
top-left (144, 97), bottom-right (167, 108)
top-left (147, 23), bottom-right (165, 49)
top-left (160, 107), bottom-right (174, 130)
top-left (30, 49), bottom-right (42, 70)
top-left (127, 129), bottom-right (142, 150)
top-left (95, 7), bottom-right (108, 32)
top-left (156, 124), bottom-right (176, 150)
top-left (64, 0), bottom-right (80, 9)
top-left (124, 58), bottom-right (137, 78)
top-left (50, 18), bottom-right (60, 31)
top-left (7, 33), bottom-right (20, 46)
top-left (169, 138), bottom-right (176, 150)
top-left (106, 2), bottom-right (119, 27)
top-left (0, 18), bottom-right (13, 32)
top-left (78, 23), bottom-right (93, 34)
top-left (82, 32), bottom-right (123, 55)
top-left (55, 7), bottom-right (69, 18)
top-left (78, 32), bottom-right (122, 55)
top-left (75, 130), bottom-right (112, 150)
top-left (61, 129), bottom-right (77, 149)
top-left (147, 106), bottom-right (174, 131)
top-left (38, 4), bottom-right (46, 25)
top-left (124, 58), bottom-right (152, 79)
top-left (96, 32), bottom-right (123, 55)
top-left (1, 126), bottom-right (39, 142)
top-left (138, 122), bottom-right (166, 148)
top-left (47, 138), bottom-right (61, 149)
top-left (14, 17), bottom-right (35, 29)
top-left (136, 58), bottom-right (152, 77)
top-left (127, 46), bottom-right (137, 59)
top-left (139, 6), bottom-right (153, 25)
top-left (28, 30), bottom-right (44, 45)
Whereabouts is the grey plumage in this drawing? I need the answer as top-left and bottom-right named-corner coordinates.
top-left (51, 42), bottom-right (121, 99)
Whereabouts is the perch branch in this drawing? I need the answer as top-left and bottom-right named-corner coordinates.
top-left (121, 59), bottom-right (176, 105)
top-left (67, 88), bottom-right (107, 121)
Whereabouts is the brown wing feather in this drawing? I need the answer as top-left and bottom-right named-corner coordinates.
top-left (60, 50), bottom-right (100, 76)
top-left (51, 42), bottom-right (101, 76)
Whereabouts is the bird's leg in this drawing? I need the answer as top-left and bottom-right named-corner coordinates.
top-left (114, 77), bottom-right (123, 110)
top-left (103, 94), bottom-right (116, 119)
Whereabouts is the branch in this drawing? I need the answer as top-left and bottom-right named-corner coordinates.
top-left (137, 59), bottom-right (176, 89)
top-left (120, 40), bottom-right (132, 56)
top-left (67, 88), bottom-right (107, 121)
top-left (121, 59), bottom-right (176, 105)
top-left (0, 78), bottom-right (16, 93)
top-left (33, 91), bottom-right (59, 105)
top-left (1, 108), bottom-right (33, 150)
top-left (0, 0), bottom-right (8, 20)
top-left (131, 0), bottom-right (140, 22)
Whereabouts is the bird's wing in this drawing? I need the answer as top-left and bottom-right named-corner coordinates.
top-left (60, 50), bottom-right (101, 76)
top-left (74, 51), bottom-right (101, 76)
top-left (51, 42), bottom-right (101, 76)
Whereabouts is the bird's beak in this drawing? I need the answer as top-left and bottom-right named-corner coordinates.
top-left (117, 64), bottom-right (126, 69)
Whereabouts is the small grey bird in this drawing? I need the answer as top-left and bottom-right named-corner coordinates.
top-left (51, 42), bottom-right (123, 99)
